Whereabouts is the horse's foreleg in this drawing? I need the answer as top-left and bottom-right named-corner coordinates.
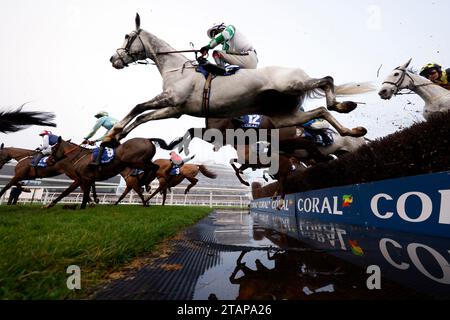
top-left (44, 180), bottom-right (80, 208)
top-left (162, 189), bottom-right (167, 206)
top-left (115, 186), bottom-right (131, 205)
top-left (0, 177), bottom-right (21, 198)
top-left (230, 160), bottom-right (250, 186)
top-left (80, 184), bottom-right (91, 209)
top-left (271, 108), bottom-right (366, 138)
top-left (91, 183), bottom-right (99, 204)
top-left (105, 92), bottom-right (174, 142)
top-left (145, 180), bottom-right (167, 205)
top-left (118, 107), bottom-right (181, 140)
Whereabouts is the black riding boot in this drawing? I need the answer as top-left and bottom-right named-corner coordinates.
top-left (90, 146), bottom-right (104, 166)
top-left (197, 57), bottom-right (226, 76)
top-left (31, 152), bottom-right (44, 167)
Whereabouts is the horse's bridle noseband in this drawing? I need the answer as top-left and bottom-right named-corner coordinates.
top-left (116, 29), bottom-right (149, 67)
top-left (382, 66), bottom-right (432, 95)
top-left (381, 67), bottom-right (411, 94)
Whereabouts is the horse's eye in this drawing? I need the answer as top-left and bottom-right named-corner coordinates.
top-left (394, 72), bottom-right (400, 76)
top-left (125, 34), bottom-right (129, 39)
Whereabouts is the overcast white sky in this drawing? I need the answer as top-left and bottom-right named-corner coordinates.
top-left (1, 0), bottom-right (449, 165)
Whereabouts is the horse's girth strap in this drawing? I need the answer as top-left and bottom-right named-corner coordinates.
top-left (202, 73), bottom-right (214, 126)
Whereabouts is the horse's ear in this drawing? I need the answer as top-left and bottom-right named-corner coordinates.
top-left (58, 136), bottom-right (62, 143)
top-left (0, 143), bottom-right (3, 150)
top-left (135, 13), bottom-right (141, 30)
top-left (400, 58), bottom-right (412, 69)
top-left (67, 139), bottom-right (72, 143)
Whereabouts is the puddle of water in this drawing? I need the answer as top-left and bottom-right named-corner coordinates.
top-left (191, 210), bottom-right (450, 300)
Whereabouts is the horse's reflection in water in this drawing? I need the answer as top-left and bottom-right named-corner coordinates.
top-left (227, 229), bottom-right (424, 300)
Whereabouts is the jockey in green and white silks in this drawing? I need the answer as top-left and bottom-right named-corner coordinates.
top-left (84, 111), bottom-right (118, 166)
top-left (200, 23), bottom-right (258, 69)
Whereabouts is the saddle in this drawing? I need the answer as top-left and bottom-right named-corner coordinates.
top-left (196, 58), bottom-right (241, 124)
top-left (31, 153), bottom-right (49, 168)
top-left (196, 57), bottom-right (240, 77)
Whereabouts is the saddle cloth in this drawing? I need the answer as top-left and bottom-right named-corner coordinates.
top-left (170, 165), bottom-right (181, 176)
top-left (36, 156), bottom-right (49, 168)
top-left (91, 147), bottom-right (115, 164)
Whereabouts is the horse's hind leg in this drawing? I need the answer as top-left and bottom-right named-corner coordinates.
top-left (184, 177), bottom-right (198, 194)
top-left (270, 107), bottom-right (366, 138)
top-left (302, 77), bottom-right (357, 114)
top-left (0, 176), bottom-right (21, 198)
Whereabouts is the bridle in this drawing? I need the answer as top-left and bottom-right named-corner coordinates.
top-left (49, 142), bottom-right (87, 166)
top-left (116, 29), bottom-right (149, 67)
top-left (382, 66), bottom-right (433, 95)
top-left (116, 30), bottom-right (202, 68)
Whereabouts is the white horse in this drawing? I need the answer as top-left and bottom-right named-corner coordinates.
top-left (379, 59), bottom-right (450, 120)
top-left (106, 14), bottom-right (375, 144)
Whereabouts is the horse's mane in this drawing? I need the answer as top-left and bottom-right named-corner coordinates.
top-left (0, 105), bottom-right (56, 133)
top-left (61, 139), bottom-right (91, 151)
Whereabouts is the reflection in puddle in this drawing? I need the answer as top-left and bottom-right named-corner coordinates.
top-left (192, 210), bottom-right (450, 300)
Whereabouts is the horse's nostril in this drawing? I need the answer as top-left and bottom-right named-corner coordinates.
top-left (379, 89), bottom-right (386, 96)
top-left (110, 56), bottom-right (114, 63)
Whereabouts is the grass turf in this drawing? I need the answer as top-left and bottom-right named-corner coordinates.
top-left (0, 204), bottom-right (212, 299)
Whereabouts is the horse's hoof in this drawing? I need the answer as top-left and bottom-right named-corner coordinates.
top-left (89, 203), bottom-right (95, 208)
top-left (43, 204), bottom-right (53, 209)
top-left (331, 101), bottom-right (358, 113)
top-left (242, 181), bottom-right (250, 186)
top-left (350, 126), bottom-right (367, 137)
top-left (95, 198), bottom-right (100, 204)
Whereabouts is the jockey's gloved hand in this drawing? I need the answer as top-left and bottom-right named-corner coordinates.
top-left (200, 45), bottom-right (210, 56)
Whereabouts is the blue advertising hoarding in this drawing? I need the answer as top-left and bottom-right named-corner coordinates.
top-left (251, 171), bottom-right (450, 238)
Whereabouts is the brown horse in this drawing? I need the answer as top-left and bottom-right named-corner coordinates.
top-left (46, 137), bottom-right (180, 209)
top-left (185, 117), bottom-right (327, 185)
top-left (0, 144), bottom-right (63, 199)
top-left (143, 159), bottom-right (217, 206)
top-left (113, 167), bottom-right (154, 206)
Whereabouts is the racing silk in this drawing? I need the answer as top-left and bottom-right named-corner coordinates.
top-left (170, 152), bottom-right (184, 165)
top-left (208, 25), bottom-right (255, 54)
top-left (39, 133), bottom-right (59, 156)
top-left (40, 134), bottom-right (59, 149)
top-left (435, 69), bottom-right (450, 90)
top-left (84, 115), bottom-right (118, 142)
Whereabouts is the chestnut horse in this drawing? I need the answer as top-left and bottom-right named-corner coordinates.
top-left (46, 137), bottom-right (180, 208)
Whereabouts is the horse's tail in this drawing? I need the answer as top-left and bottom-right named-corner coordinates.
top-left (0, 104), bottom-right (56, 133)
top-left (198, 165), bottom-right (217, 179)
top-left (149, 136), bottom-right (183, 150)
top-left (335, 82), bottom-right (376, 96)
top-left (306, 82), bottom-right (376, 99)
